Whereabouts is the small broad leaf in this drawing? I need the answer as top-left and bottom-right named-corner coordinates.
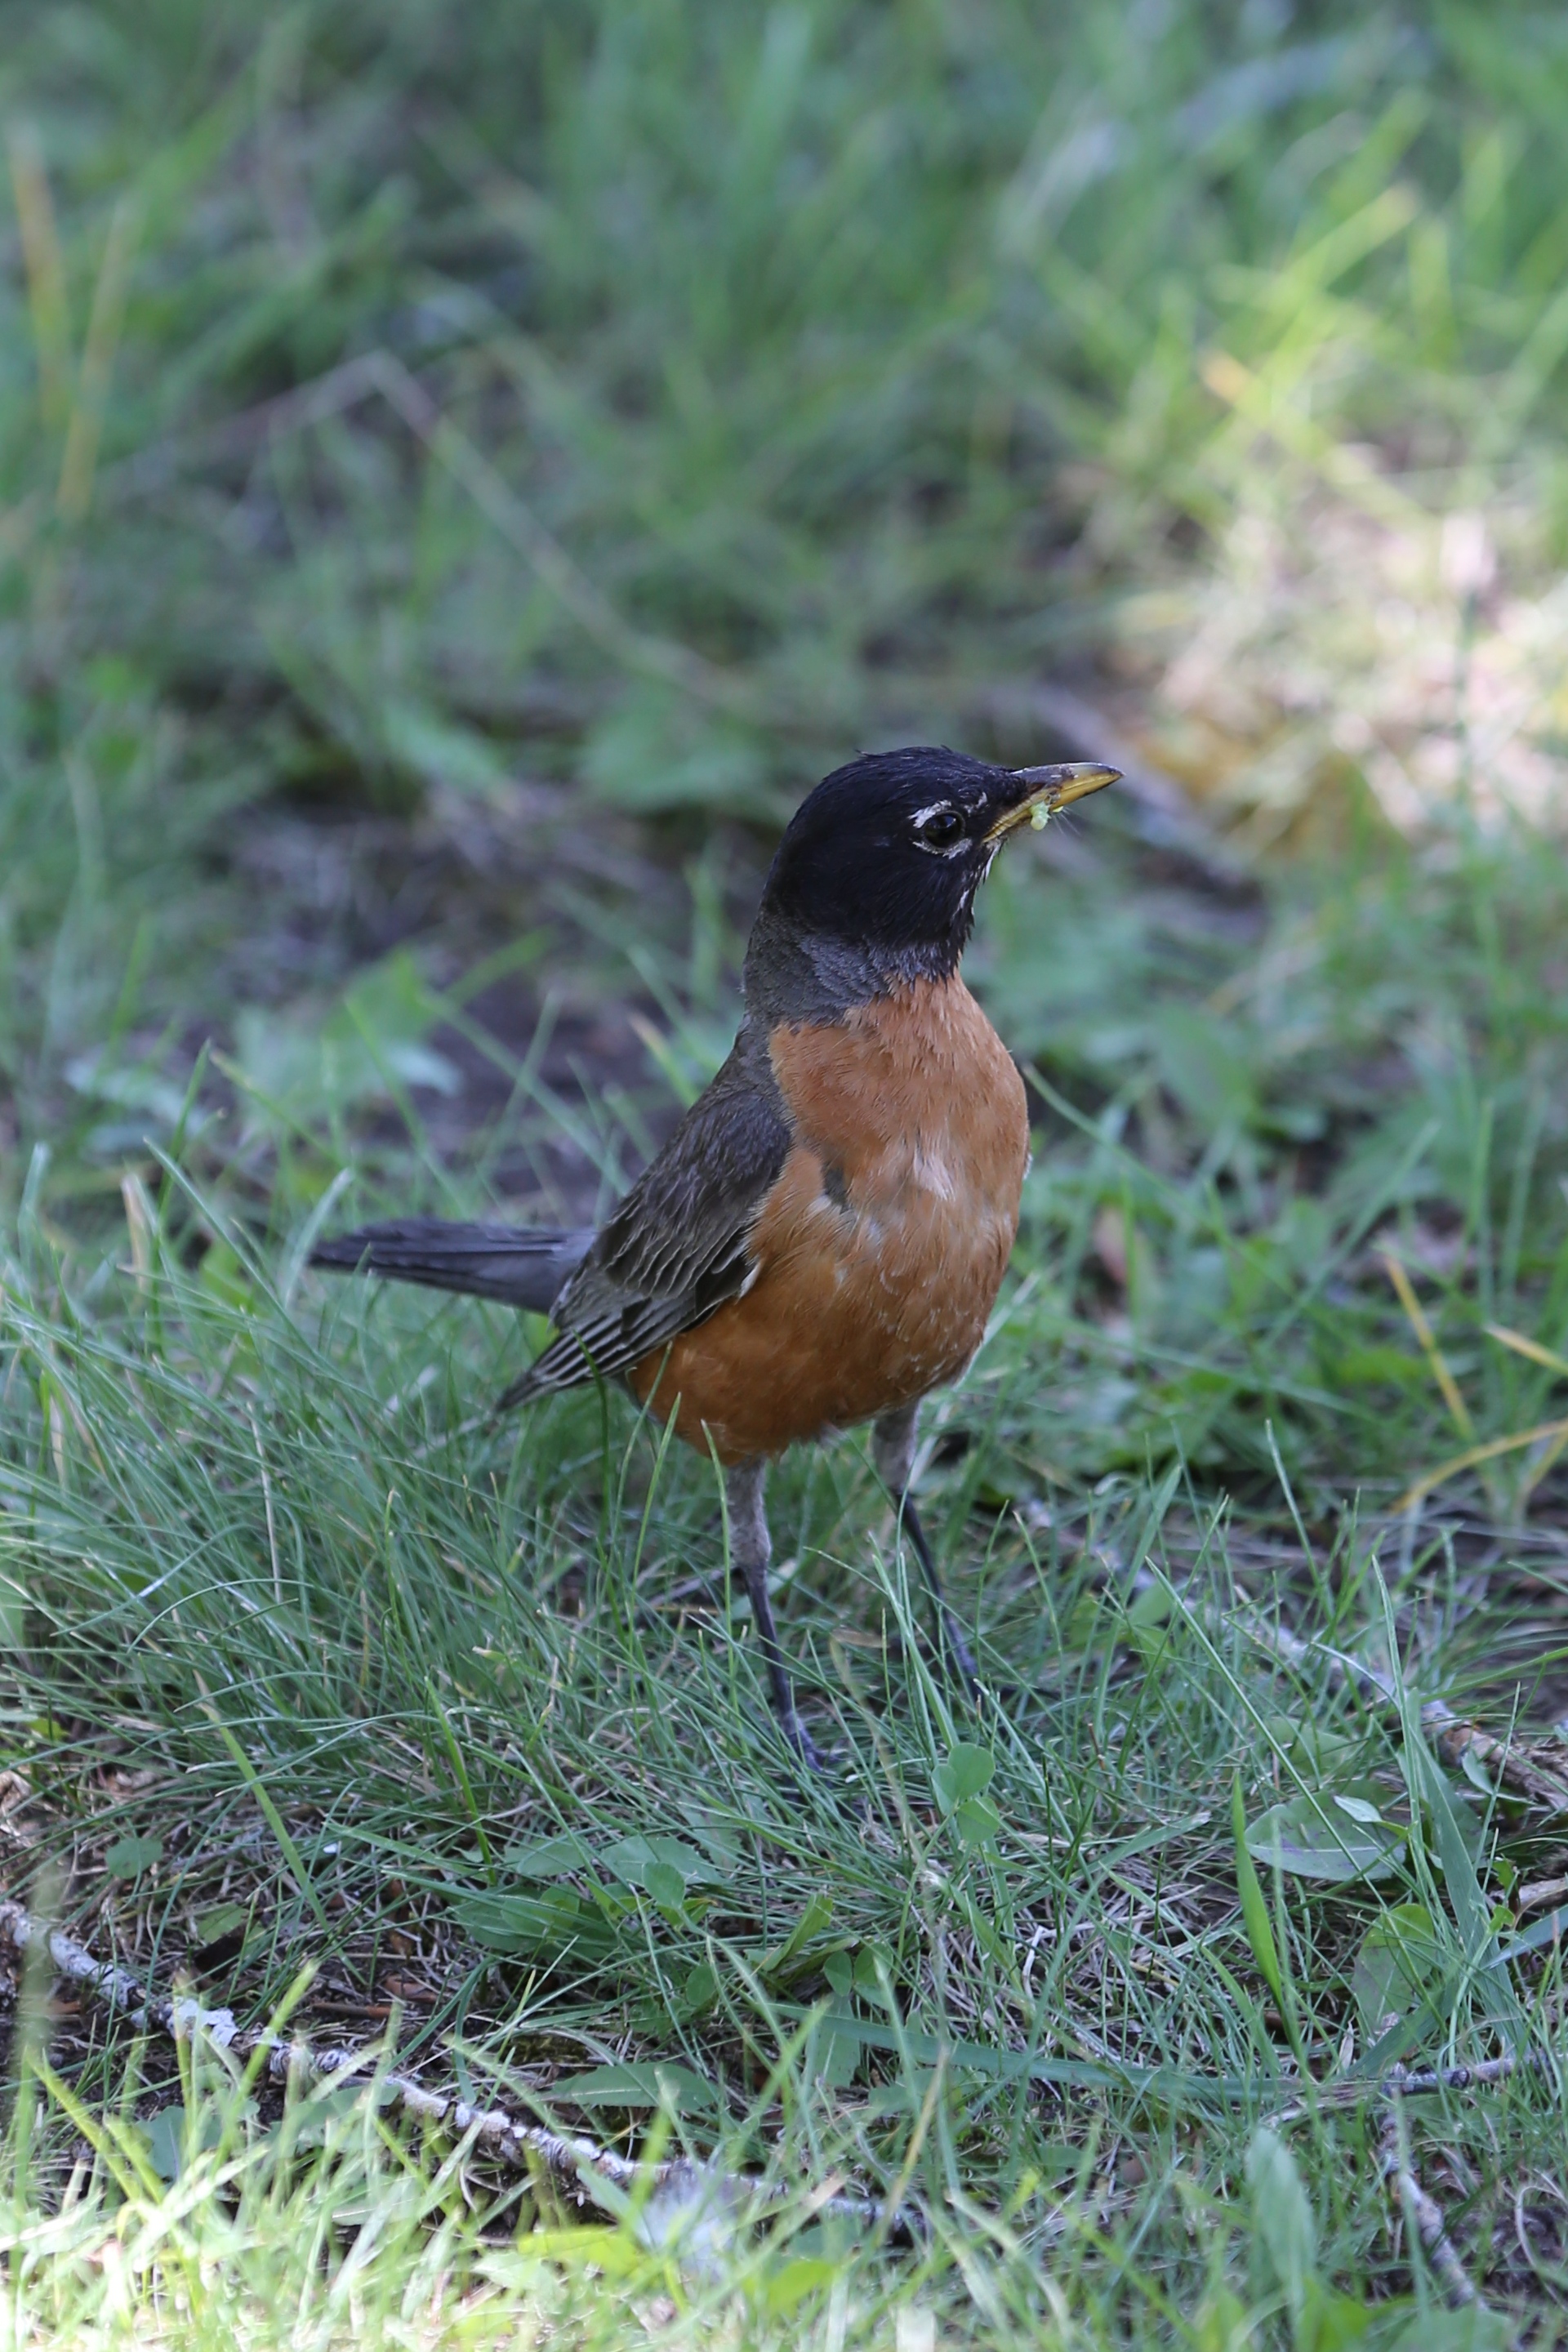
top-left (643, 1860), bottom-right (687, 1912)
top-left (1262, 1714), bottom-right (1364, 1784)
top-left (381, 702), bottom-right (511, 798)
top-left (105, 1833), bottom-right (163, 1880)
top-left (1246, 2126), bottom-right (1316, 2328)
top-left (1032, 2141), bottom-right (1085, 2188)
top-left (522, 2225), bottom-right (644, 2278)
top-left (808, 2017), bottom-right (861, 2087)
top-left (956, 1885), bottom-right (1011, 1968)
top-left (65, 1049), bottom-right (188, 1128)
top-left (145, 2105), bottom-right (186, 2184)
top-left (499, 1834), bottom-right (591, 1880)
top-left (550, 2061), bottom-right (719, 2112)
top-left (600, 1833), bottom-right (723, 1891)
top-left (1388, 2310), bottom-right (1512, 2352)
top-left (192, 1901), bottom-right (250, 1952)
top-left (234, 951), bottom-right (457, 1134)
top-left (198, 1242), bottom-right (254, 1314)
top-left (1192, 2287), bottom-right (1250, 2352)
top-left (1403, 1740), bottom-right (1499, 1980)
top-left (680, 1961), bottom-right (720, 2017)
top-left (453, 1886), bottom-right (618, 1962)
top-left (933, 1743), bottom-right (995, 1814)
top-left (853, 1944), bottom-right (892, 1997)
top-left (822, 1941), bottom-right (897, 2002)
top-left (1300, 2281), bottom-right (1374, 2348)
top-left (1062, 1588), bottom-right (1113, 1655)
top-left (763, 2256), bottom-right (841, 2316)
top-left (759, 1891), bottom-right (833, 1980)
top-left (1333, 1793), bottom-right (1387, 1826)
top-left (293, 2081), bottom-right (397, 2148)
top-left (1245, 1793), bottom-right (1401, 1883)
top-left (142, 2103), bottom-right (226, 2181)
top-left (1351, 1904), bottom-right (1445, 2037)
top-left (951, 1793), bottom-right (1003, 1851)
top-left (1232, 1778), bottom-right (1284, 2004)
top-left (675, 1807), bottom-right (740, 1872)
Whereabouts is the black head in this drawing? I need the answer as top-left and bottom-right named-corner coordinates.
top-left (751, 746), bottom-right (1117, 1003)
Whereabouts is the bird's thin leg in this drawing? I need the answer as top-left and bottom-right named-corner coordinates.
top-left (872, 1405), bottom-right (979, 1693)
top-left (724, 1458), bottom-right (825, 1771)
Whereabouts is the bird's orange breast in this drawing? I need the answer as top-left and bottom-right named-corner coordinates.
top-left (629, 976), bottom-right (1029, 1462)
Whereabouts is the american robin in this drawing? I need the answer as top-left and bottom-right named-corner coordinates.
top-left (313, 746), bottom-right (1117, 1765)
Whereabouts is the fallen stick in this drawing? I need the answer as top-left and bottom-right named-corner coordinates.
top-left (1242, 1617), bottom-right (1568, 1814)
top-left (1266, 2043), bottom-right (1552, 2132)
top-left (1379, 2105), bottom-right (1484, 2310)
top-left (1383, 2052), bottom-right (1523, 2099)
top-left (0, 1900), bottom-right (905, 2237)
top-left (1115, 1564), bottom-right (1568, 1818)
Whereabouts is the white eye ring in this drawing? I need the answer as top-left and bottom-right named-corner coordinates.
top-left (911, 803), bottom-right (966, 856)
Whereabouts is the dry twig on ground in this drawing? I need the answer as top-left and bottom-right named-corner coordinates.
top-left (1379, 2105), bottom-right (1485, 2311)
top-left (0, 1899), bottom-right (905, 2237)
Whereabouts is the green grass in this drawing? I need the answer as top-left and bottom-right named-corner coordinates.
top-left (5, 1), bottom-right (1568, 2344)
top-left (6, 817), bottom-right (1568, 2346)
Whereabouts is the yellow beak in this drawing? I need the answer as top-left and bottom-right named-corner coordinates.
top-left (987, 762), bottom-right (1120, 841)
top-left (982, 757), bottom-right (1114, 842)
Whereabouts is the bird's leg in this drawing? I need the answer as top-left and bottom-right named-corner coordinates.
top-left (871, 1405), bottom-right (978, 1693)
top-left (724, 1457), bottom-right (825, 1771)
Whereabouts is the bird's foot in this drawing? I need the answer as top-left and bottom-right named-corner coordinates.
top-left (938, 1611), bottom-right (982, 1699)
top-left (779, 1708), bottom-right (831, 1775)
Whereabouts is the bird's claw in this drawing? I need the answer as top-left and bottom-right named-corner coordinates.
top-left (781, 1711), bottom-right (831, 1775)
top-left (939, 1612), bottom-right (981, 1697)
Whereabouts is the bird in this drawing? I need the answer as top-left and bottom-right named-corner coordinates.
top-left (312, 746), bottom-right (1118, 1766)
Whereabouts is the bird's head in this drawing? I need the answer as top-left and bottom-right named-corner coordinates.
top-left (753, 746), bottom-right (1118, 997)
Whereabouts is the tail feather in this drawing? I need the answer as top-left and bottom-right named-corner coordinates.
top-left (310, 1218), bottom-right (593, 1314)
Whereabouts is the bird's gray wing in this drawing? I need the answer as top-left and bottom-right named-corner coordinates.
top-left (508, 1021), bottom-right (791, 1401)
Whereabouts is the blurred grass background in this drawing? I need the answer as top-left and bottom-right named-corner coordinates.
top-left (5, 2), bottom-right (1568, 2344)
top-left (5, 0), bottom-right (1568, 1137)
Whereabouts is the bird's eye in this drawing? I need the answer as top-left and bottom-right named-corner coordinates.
top-left (912, 807), bottom-right (965, 853)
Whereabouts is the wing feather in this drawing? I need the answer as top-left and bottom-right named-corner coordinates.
top-left (507, 1021), bottom-right (791, 1402)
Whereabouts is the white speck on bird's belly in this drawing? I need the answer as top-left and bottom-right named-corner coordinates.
top-left (910, 1143), bottom-right (959, 1200)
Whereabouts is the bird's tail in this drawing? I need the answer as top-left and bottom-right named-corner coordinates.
top-left (310, 1218), bottom-right (593, 1315)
